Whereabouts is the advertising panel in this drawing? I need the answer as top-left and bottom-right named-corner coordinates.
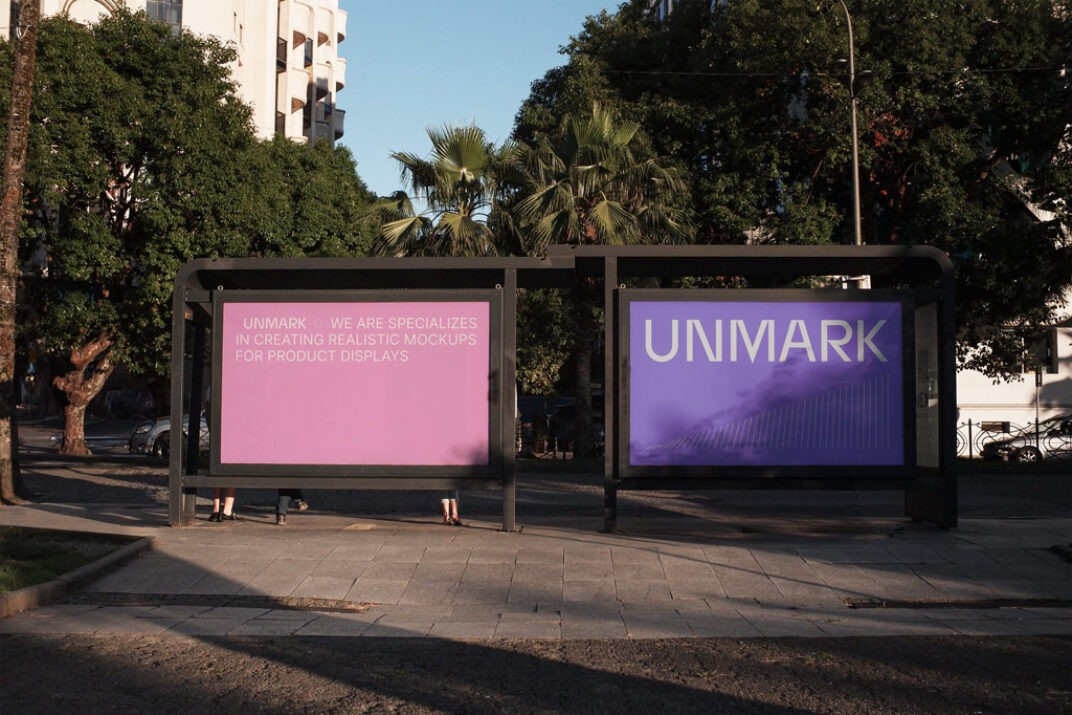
top-left (213, 291), bottom-right (497, 473)
top-left (625, 292), bottom-right (907, 470)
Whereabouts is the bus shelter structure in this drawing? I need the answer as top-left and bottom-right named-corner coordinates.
top-left (544, 244), bottom-right (957, 531)
top-left (168, 255), bottom-right (574, 530)
top-left (169, 244), bottom-right (957, 530)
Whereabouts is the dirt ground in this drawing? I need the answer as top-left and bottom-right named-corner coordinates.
top-left (2, 633), bottom-right (1069, 714)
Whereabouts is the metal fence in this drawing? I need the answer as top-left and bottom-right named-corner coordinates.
top-left (956, 418), bottom-right (1072, 461)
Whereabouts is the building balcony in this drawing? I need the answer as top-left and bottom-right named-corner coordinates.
top-left (277, 67), bottom-right (311, 114)
top-left (314, 67), bottom-right (330, 100)
top-left (315, 120), bottom-right (331, 141)
top-left (290, 1), bottom-right (315, 47)
top-left (336, 8), bottom-right (347, 43)
top-left (317, 6), bottom-right (332, 45)
top-left (332, 107), bottom-right (345, 140)
top-left (334, 56), bottom-right (346, 91)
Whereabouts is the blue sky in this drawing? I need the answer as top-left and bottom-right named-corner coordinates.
top-left (336, 0), bottom-right (619, 198)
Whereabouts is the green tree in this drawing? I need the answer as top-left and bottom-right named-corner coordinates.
top-left (17, 12), bottom-right (259, 454)
top-left (246, 136), bottom-right (377, 259)
top-left (368, 125), bottom-right (519, 257)
top-left (519, 0), bottom-right (1072, 377)
top-left (16, 11), bottom-right (376, 454)
top-left (514, 103), bottom-right (691, 251)
top-left (512, 103), bottom-right (692, 457)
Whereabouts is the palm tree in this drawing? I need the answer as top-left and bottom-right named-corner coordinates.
top-left (514, 104), bottom-right (691, 253)
top-left (369, 124), bottom-right (518, 257)
top-left (512, 104), bottom-right (693, 458)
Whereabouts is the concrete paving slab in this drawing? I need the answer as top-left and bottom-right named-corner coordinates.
top-left (507, 580), bottom-right (563, 604)
top-left (398, 579), bottom-right (460, 606)
top-left (451, 581), bottom-right (511, 605)
top-left (493, 621), bottom-right (561, 639)
top-left (512, 563), bottom-right (564, 583)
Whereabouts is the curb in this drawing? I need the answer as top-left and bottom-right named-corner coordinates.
top-left (0, 536), bottom-right (154, 619)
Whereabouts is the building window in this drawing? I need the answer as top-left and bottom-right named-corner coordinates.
top-left (147, 0), bottom-right (183, 31)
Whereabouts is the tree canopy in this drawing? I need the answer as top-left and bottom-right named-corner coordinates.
top-left (515, 0), bottom-right (1072, 377)
top-left (513, 103), bottom-right (692, 252)
top-left (3, 10), bottom-right (375, 452)
top-left (368, 125), bottom-right (521, 257)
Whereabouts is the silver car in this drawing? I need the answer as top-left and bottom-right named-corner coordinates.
top-left (980, 415), bottom-right (1072, 463)
top-left (129, 413), bottom-right (209, 460)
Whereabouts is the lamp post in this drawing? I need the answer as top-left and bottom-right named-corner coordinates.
top-left (836, 0), bottom-right (863, 247)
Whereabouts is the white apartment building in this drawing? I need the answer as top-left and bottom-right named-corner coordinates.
top-left (1, 0), bottom-right (347, 145)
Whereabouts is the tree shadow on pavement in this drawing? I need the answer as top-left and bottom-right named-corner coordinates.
top-left (2, 631), bottom-right (1068, 714)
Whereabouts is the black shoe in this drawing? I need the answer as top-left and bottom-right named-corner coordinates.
top-left (208, 511), bottom-right (221, 522)
top-left (220, 512), bottom-right (243, 522)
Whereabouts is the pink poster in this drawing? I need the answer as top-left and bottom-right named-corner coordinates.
top-left (218, 300), bottom-right (492, 466)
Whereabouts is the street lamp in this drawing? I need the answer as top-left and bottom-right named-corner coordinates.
top-left (835, 0), bottom-right (862, 247)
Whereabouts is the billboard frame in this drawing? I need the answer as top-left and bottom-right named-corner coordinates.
top-left (618, 288), bottom-right (916, 479)
top-left (209, 288), bottom-right (503, 478)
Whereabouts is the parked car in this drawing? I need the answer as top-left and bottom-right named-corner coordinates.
top-left (129, 413), bottom-right (208, 460)
top-left (980, 415), bottom-right (1072, 462)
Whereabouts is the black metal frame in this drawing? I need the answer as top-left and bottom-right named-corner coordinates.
top-left (209, 288), bottom-right (504, 478)
top-left (617, 288), bottom-right (916, 479)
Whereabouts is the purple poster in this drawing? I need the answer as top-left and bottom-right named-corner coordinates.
top-left (628, 298), bottom-right (904, 466)
top-left (219, 300), bottom-right (491, 466)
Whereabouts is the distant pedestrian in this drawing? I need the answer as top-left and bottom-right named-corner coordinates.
top-left (276, 488), bottom-right (306, 525)
top-left (440, 490), bottom-right (462, 526)
top-left (204, 392), bottom-right (240, 523)
top-left (209, 487), bottom-right (241, 522)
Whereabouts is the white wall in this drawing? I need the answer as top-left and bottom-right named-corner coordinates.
top-left (956, 327), bottom-right (1072, 428)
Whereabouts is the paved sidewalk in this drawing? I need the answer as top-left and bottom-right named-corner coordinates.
top-left (1, 503), bottom-right (1069, 640)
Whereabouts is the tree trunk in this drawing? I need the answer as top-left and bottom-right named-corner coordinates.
top-left (0, 1), bottom-right (41, 503)
top-left (53, 333), bottom-right (116, 457)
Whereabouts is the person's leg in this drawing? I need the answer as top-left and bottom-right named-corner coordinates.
top-left (210, 489), bottom-right (223, 521)
top-left (276, 490), bottom-right (291, 525)
top-left (449, 491), bottom-right (462, 525)
top-left (221, 488), bottom-right (241, 520)
top-left (441, 497), bottom-right (451, 524)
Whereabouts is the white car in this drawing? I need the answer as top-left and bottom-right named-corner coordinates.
top-left (129, 413), bottom-right (209, 460)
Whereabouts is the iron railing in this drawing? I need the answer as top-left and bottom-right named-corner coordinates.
top-left (957, 418), bottom-right (1072, 460)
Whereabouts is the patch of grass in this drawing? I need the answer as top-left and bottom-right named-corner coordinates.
top-left (0, 527), bottom-right (135, 593)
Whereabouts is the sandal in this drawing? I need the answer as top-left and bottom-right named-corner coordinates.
top-left (450, 517), bottom-right (464, 527)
